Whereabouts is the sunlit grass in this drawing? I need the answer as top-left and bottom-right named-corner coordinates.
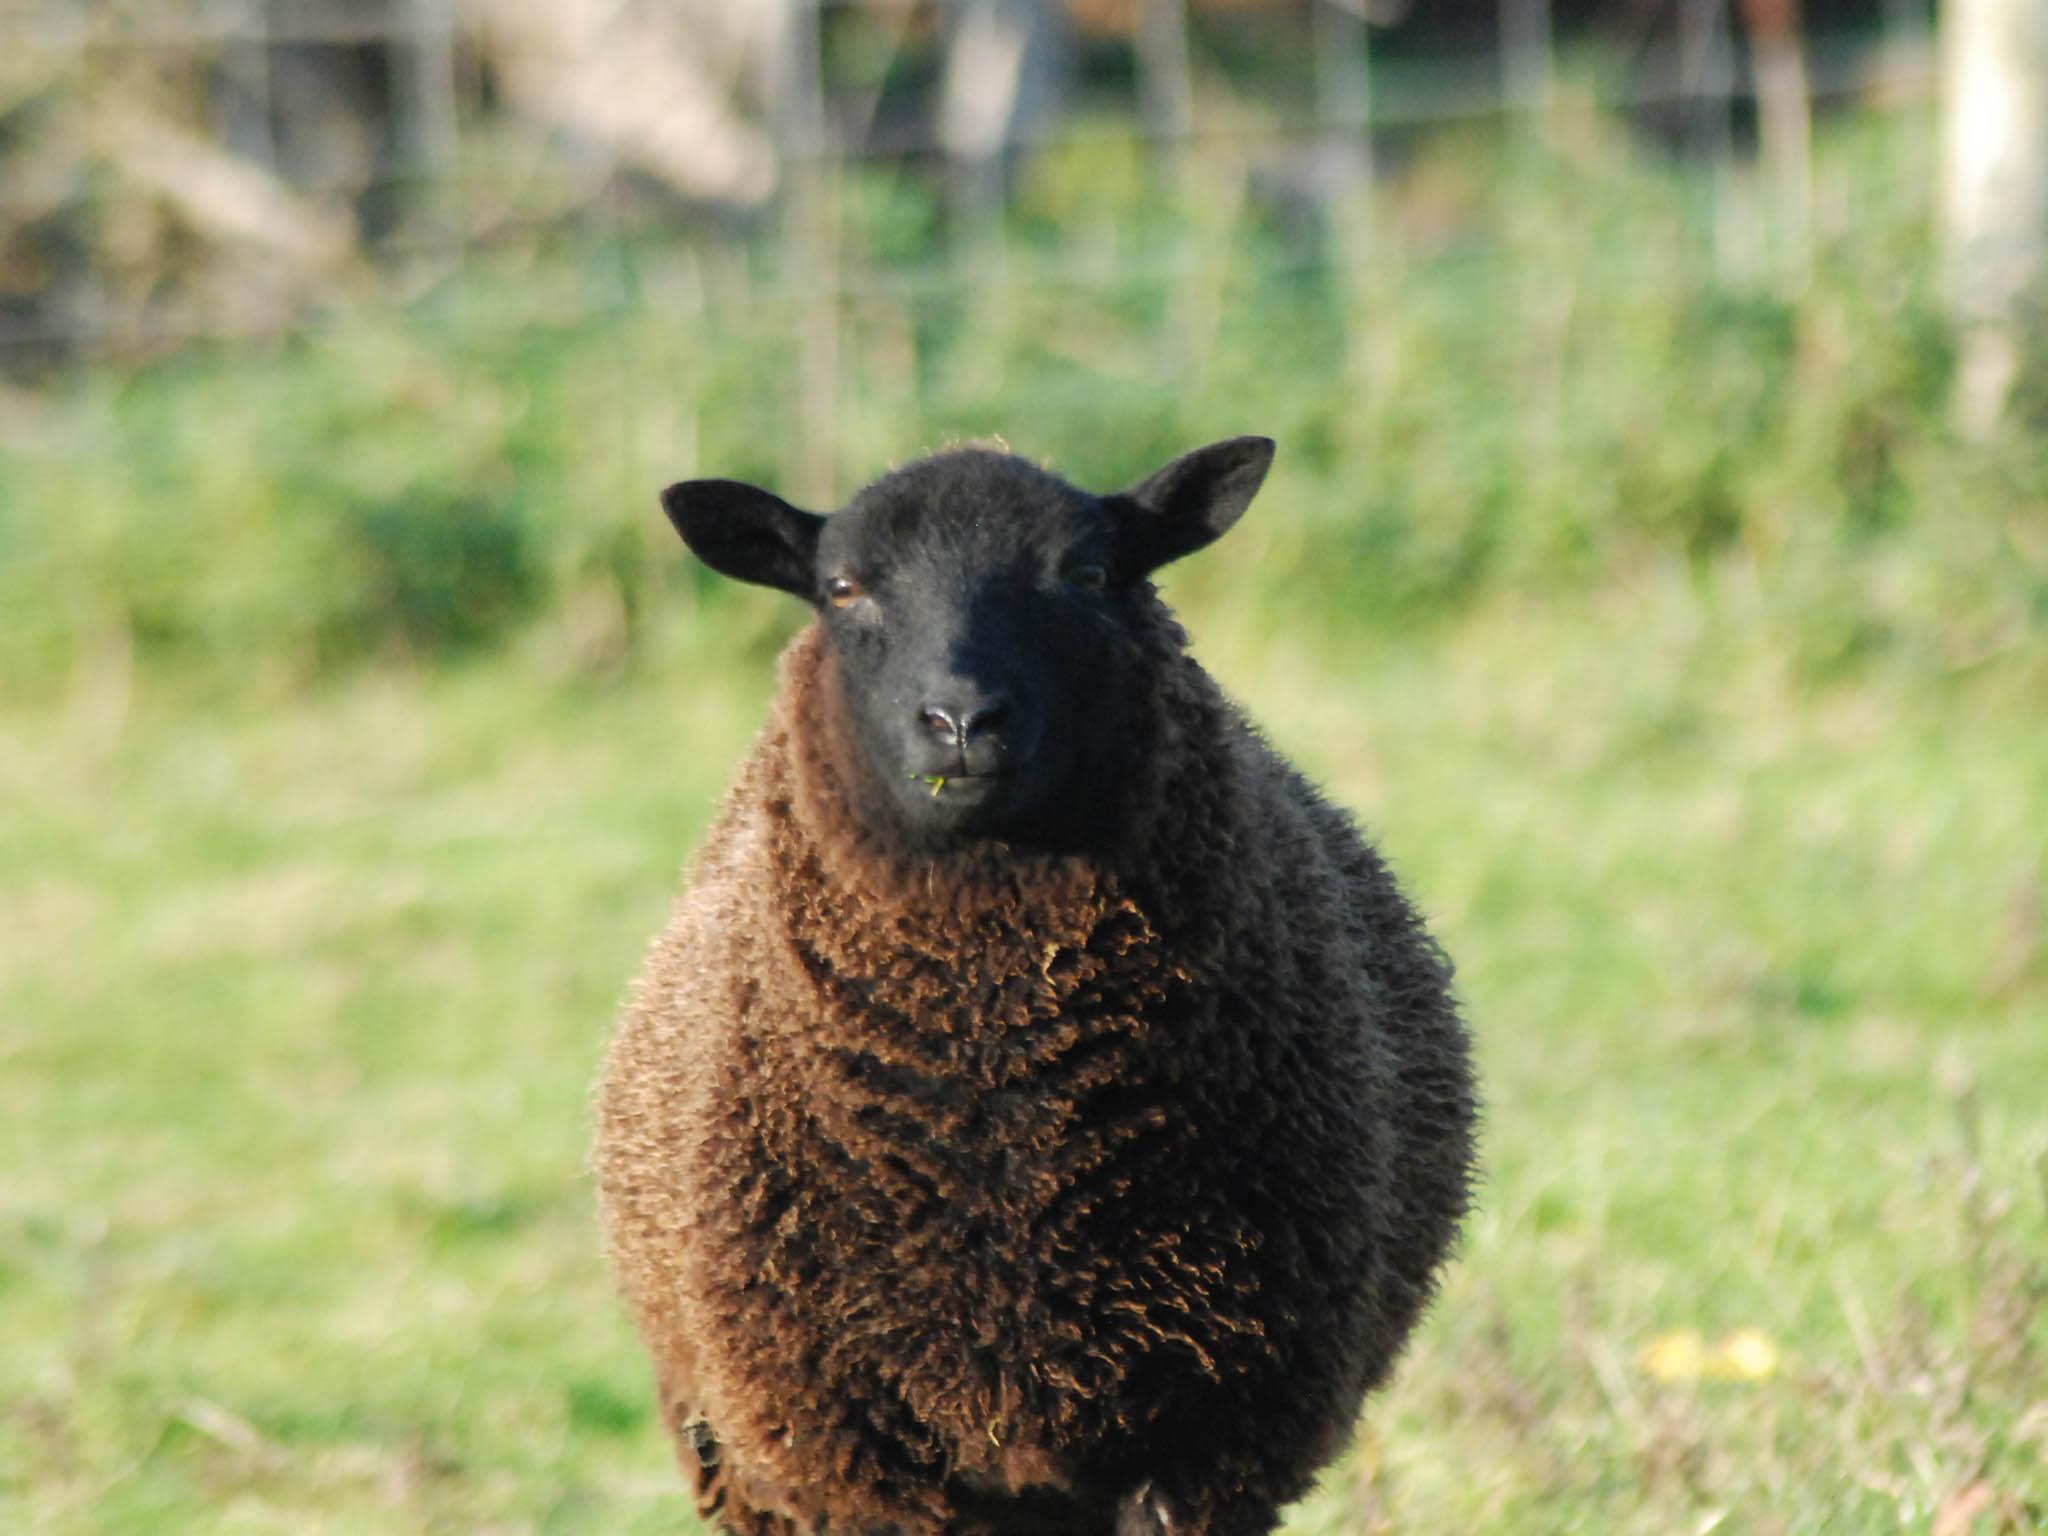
top-left (3, 566), bottom-right (2042, 1533)
top-left (2, 82), bottom-right (2043, 1536)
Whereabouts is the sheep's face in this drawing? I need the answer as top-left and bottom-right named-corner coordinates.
top-left (662, 437), bottom-right (1273, 852)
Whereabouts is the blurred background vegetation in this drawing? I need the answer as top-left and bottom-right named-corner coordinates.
top-left (2, 2), bottom-right (2044, 1533)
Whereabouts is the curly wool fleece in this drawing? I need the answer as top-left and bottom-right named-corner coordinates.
top-left (595, 586), bottom-right (1474, 1536)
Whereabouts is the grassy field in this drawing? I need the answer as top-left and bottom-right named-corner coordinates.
top-left (3, 104), bottom-right (2046, 1534)
top-left (4, 569), bottom-right (2043, 1534)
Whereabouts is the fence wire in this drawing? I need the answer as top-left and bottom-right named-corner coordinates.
top-left (3, 0), bottom-right (1938, 421)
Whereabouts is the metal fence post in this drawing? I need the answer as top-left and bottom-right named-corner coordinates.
top-left (777, 0), bottom-right (840, 506)
top-left (1501, 0), bottom-right (1556, 119)
top-left (393, 0), bottom-right (461, 267)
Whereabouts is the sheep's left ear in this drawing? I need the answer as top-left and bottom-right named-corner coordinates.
top-left (1109, 436), bottom-right (1276, 578)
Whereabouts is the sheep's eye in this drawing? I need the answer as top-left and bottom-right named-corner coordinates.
top-left (825, 576), bottom-right (864, 608)
top-left (1068, 563), bottom-right (1108, 593)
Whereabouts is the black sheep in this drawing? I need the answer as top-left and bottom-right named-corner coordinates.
top-left (595, 439), bottom-right (1476, 1535)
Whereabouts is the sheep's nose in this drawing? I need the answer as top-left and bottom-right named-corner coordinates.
top-left (919, 695), bottom-right (1010, 745)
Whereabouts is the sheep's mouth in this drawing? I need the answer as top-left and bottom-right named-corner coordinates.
top-left (910, 770), bottom-right (1004, 798)
top-left (903, 771), bottom-right (1023, 835)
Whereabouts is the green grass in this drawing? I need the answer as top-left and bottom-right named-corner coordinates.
top-left (3, 573), bottom-right (2043, 1533)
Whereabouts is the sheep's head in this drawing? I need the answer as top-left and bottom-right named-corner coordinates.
top-left (661, 437), bottom-right (1274, 852)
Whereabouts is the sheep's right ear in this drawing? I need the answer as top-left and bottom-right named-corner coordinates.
top-left (660, 480), bottom-right (826, 599)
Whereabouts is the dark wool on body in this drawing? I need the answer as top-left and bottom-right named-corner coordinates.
top-left (594, 439), bottom-right (1477, 1536)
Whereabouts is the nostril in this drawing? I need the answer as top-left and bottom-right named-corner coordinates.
top-left (920, 695), bottom-right (1013, 749)
top-left (961, 698), bottom-right (1010, 740)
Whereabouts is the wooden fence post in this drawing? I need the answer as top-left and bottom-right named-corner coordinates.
top-left (1943, 0), bottom-right (2048, 436)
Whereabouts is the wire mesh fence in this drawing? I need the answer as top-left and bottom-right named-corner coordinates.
top-left (2, 0), bottom-right (1946, 510)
